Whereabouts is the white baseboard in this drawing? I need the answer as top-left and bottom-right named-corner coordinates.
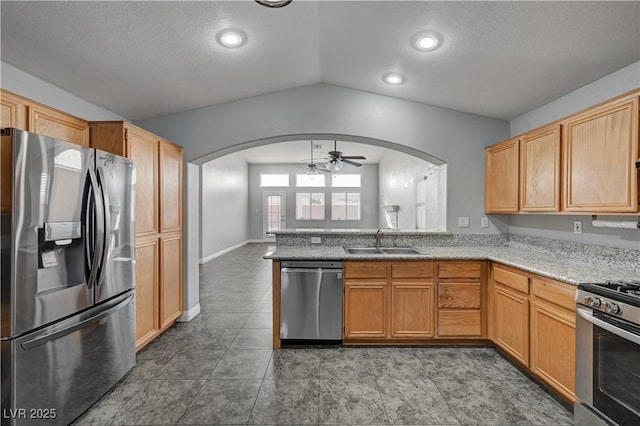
top-left (177, 304), bottom-right (201, 322)
top-left (199, 239), bottom-right (275, 264)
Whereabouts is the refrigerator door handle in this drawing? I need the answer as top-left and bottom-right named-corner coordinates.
top-left (21, 293), bottom-right (134, 350)
top-left (96, 166), bottom-right (112, 287)
top-left (86, 167), bottom-right (104, 289)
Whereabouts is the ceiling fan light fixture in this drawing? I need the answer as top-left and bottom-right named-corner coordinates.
top-left (255, 0), bottom-right (293, 8)
top-left (382, 72), bottom-right (406, 85)
top-left (216, 28), bottom-right (247, 48)
top-left (411, 31), bottom-right (442, 52)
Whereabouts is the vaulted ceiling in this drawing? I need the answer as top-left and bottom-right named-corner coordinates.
top-left (1, 1), bottom-right (638, 122)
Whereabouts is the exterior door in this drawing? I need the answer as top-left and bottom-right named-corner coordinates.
top-left (263, 192), bottom-right (286, 241)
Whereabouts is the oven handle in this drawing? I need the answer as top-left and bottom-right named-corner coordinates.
top-left (577, 307), bottom-right (640, 346)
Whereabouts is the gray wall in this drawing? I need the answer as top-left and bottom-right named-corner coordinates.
top-left (200, 154), bottom-right (249, 262)
top-left (1, 61), bottom-right (126, 121)
top-left (137, 83), bottom-right (510, 235)
top-left (509, 60), bottom-right (640, 250)
top-left (248, 164), bottom-right (379, 239)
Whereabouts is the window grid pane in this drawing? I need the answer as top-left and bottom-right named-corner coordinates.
top-left (296, 174), bottom-right (325, 187)
top-left (260, 174), bottom-right (290, 187)
top-left (331, 192), bottom-right (360, 220)
top-left (296, 192), bottom-right (325, 220)
top-left (332, 174), bottom-right (361, 187)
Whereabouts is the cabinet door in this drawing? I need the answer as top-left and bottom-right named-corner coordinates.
top-left (390, 281), bottom-right (433, 338)
top-left (160, 234), bottom-right (183, 329)
top-left (563, 94), bottom-right (639, 212)
top-left (520, 124), bottom-right (561, 211)
top-left (1, 90), bottom-right (27, 129)
top-left (28, 104), bottom-right (89, 146)
top-left (135, 238), bottom-right (159, 350)
top-left (492, 284), bottom-right (529, 365)
top-left (530, 300), bottom-right (575, 401)
top-left (344, 280), bottom-right (388, 339)
top-left (127, 128), bottom-right (158, 236)
top-left (159, 140), bottom-right (183, 233)
top-left (485, 138), bottom-right (519, 212)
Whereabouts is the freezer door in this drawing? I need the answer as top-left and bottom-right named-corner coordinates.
top-left (2, 292), bottom-right (135, 426)
top-left (94, 150), bottom-right (135, 303)
top-left (1, 129), bottom-right (94, 338)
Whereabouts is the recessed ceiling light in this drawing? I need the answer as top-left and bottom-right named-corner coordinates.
top-left (382, 72), bottom-right (406, 85)
top-left (217, 29), bottom-right (247, 48)
top-left (255, 0), bottom-right (293, 8)
top-left (411, 31), bottom-right (442, 52)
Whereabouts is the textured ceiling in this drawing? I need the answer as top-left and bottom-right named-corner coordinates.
top-left (1, 1), bottom-right (638, 121)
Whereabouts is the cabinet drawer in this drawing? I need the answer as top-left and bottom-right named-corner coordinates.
top-left (493, 265), bottom-right (529, 294)
top-left (438, 283), bottom-right (481, 308)
top-left (438, 262), bottom-right (482, 278)
top-left (391, 261), bottom-right (434, 278)
top-left (438, 311), bottom-right (481, 336)
top-left (344, 261), bottom-right (387, 279)
top-left (532, 278), bottom-right (575, 311)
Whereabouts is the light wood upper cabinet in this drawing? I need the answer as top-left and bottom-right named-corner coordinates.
top-left (28, 104), bottom-right (89, 146)
top-left (520, 124), bottom-right (561, 211)
top-left (1, 89), bottom-right (89, 145)
top-left (159, 140), bottom-right (183, 233)
top-left (563, 93), bottom-right (639, 212)
top-left (127, 128), bottom-right (159, 236)
top-left (485, 138), bottom-right (519, 213)
top-left (1, 90), bottom-right (27, 129)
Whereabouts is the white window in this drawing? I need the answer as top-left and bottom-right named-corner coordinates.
top-left (331, 192), bottom-right (361, 220)
top-left (259, 173), bottom-right (289, 187)
top-left (295, 174), bottom-right (325, 187)
top-left (331, 174), bottom-right (361, 187)
top-left (296, 192), bottom-right (325, 220)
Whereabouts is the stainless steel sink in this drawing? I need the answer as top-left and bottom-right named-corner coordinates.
top-left (344, 247), bottom-right (421, 255)
top-left (381, 247), bottom-right (421, 254)
top-left (345, 247), bottom-right (383, 254)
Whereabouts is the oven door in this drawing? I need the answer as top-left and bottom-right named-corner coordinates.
top-left (576, 306), bottom-right (640, 426)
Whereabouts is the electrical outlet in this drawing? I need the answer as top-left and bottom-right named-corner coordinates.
top-left (573, 221), bottom-right (582, 234)
top-left (481, 217), bottom-right (489, 228)
top-left (458, 217), bottom-right (470, 228)
top-left (311, 236), bottom-right (322, 244)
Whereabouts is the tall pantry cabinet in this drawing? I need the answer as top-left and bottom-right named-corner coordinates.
top-left (90, 121), bottom-right (184, 350)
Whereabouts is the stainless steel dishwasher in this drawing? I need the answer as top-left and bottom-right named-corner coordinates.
top-left (280, 260), bottom-right (343, 342)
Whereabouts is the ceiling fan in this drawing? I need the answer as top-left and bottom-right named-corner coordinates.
top-left (324, 140), bottom-right (366, 171)
top-left (305, 141), bottom-right (330, 175)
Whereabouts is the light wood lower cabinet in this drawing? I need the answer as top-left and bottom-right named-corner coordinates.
top-left (160, 234), bottom-right (184, 329)
top-left (135, 238), bottom-right (159, 350)
top-left (492, 283), bottom-right (529, 365)
top-left (343, 260), bottom-right (435, 342)
top-left (489, 263), bottom-right (577, 402)
top-left (390, 281), bottom-right (434, 338)
top-left (344, 280), bottom-right (388, 339)
top-left (437, 261), bottom-right (485, 338)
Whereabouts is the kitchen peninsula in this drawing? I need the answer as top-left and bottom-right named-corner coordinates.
top-left (265, 228), bottom-right (639, 402)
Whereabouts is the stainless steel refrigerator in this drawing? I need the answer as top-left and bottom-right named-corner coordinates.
top-left (1, 128), bottom-right (136, 425)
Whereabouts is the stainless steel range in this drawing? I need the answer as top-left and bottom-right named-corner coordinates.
top-left (575, 280), bottom-right (640, 426)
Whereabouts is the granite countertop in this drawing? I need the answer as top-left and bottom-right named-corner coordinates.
top-left (270, 228), bottom-right (452, 236)
top-left (263, 245), bottom-right (639, 285)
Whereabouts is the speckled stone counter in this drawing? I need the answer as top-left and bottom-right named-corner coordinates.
top-left (264, 242), bottom-right (639, 286)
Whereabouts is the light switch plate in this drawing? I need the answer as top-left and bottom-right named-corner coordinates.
top-left (458, 217), bottom-right (470, 228)
top-left (481, 217), bottom-right (489, 228)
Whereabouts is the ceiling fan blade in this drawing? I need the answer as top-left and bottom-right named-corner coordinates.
top-left (340, 155), bottom-right (366, 160)
top-left (341, 158), bottom-right (362, 167)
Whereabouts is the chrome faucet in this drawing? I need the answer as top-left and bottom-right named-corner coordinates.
top-left (374, 228), bottom-right (383, 248)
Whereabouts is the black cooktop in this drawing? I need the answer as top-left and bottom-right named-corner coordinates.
top-left (578, 281), bottom-right (640, 308)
